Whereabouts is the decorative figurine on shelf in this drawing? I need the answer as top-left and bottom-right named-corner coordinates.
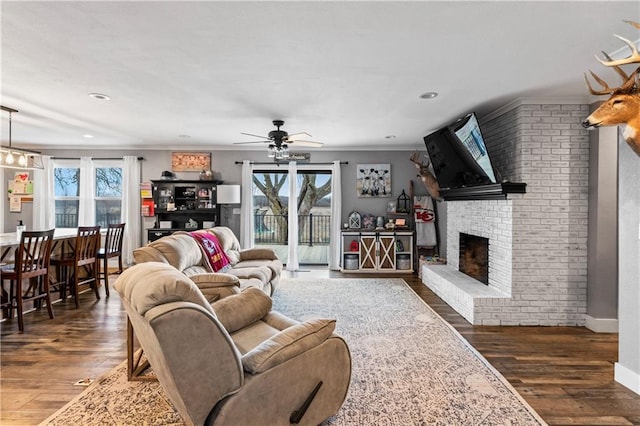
top-left (185, 218), bottom-right (198, 229)
top-left (161, 170), bottom-right (177, 180)
top-left (350, 240), bottom-right (359, 252)
top-left (385, 219), bottom-right (395, 230)
top-left (199, 170), bottom-right (214, 181)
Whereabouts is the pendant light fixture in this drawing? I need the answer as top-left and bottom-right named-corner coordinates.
top-left (1, 105), bottom-right (44, 170)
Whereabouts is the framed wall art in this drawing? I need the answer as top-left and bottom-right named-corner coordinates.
top-left (357, 164), bottom-right (391, 197)
top-left (171, 152), bottom-right (211, 172)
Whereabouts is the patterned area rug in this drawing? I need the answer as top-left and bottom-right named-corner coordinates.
top-left (41, 277), bottom-right (546, 426)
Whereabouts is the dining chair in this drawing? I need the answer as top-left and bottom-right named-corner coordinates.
top-left (97, 222), bottom-right (125, 297)
top-left (0, 229), bottom-right (56, 332)
top-left (50, 226), bottom-right (101, 308)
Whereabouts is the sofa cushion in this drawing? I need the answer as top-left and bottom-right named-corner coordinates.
top-left (207, 227), bottom-right (242, 264)
top-left (136, 234), bottom-right (206, 272)
top-left (114, 262), bottom-right (215, 317)
top-left (227, 265), bottom-right (272, 285)
top-left (212, 288), bottom-right (272, 333)
top-left (241, 319), bottom-right (336, 374)
top-left (233, 259), bottom-right (283, 281)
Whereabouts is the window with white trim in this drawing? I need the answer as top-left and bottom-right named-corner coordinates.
top-left (54, 162), bottom-right (80, 228)
top-left (95, 161), bottom-right (123, 227)
top-left (53, 159), bottom-right (123, 228)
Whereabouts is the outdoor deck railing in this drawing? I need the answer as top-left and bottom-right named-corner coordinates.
top-left (255, 213), bottom-right (330, 246)
top-left (55, 213), bottom-right (119, 228)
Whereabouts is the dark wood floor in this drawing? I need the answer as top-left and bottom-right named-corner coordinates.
top-left (2, 271), bottom-right (640, 425)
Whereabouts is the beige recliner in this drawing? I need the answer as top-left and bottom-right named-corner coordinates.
top-left (114, 262), bottom-right (351, 426)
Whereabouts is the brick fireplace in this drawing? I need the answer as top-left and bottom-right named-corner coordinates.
top-left (421, 102), bottom-right (589, 326)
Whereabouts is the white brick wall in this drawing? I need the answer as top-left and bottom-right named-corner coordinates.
top-left (423, 102), bottom-right (589, 326)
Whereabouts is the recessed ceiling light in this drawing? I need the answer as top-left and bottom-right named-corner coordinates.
top-left (89, 93), bottom-right (111, 100)
top-left (419, 92), bottom-right (439, 99)
top-left (385, 135), bottom-right (396, 139)
top-left (178, 134), bottom-right (191, 138)
top-left (83, 134), bottom-right (94, 138)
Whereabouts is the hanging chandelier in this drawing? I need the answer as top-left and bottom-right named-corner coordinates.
top-left (1, 105), bottom-right (44, 170)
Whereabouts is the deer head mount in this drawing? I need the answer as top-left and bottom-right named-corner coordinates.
top-left (582, 20), bottom-right (640, 157)
top-left (409, 151), bottom-right (442, 202)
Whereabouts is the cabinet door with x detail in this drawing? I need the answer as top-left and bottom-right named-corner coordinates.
top-left (359, 234), bottom-right (377, 270)
top-left (378, 234), bottom-right (396, 270)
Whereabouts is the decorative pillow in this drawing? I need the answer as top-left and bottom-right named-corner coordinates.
top-left (241, 318), bottom-right (336, 374)
top-left (212, 288), bottom-right (272, 333)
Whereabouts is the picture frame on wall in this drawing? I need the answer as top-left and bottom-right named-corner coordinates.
top-left (357, 164), bottom-right (391, 197)
top-left (387, 201), bottom-right (396, 213)
top-left (171, 152), bottom-right (211, 172)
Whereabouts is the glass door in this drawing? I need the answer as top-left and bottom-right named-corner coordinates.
top-left (252, 171), bottom-right (290, 263)
top-left (251, 168), bottom-right (332, 266)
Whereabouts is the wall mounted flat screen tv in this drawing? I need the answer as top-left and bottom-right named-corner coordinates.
top-left (423, 113), bottom-right (498, 190)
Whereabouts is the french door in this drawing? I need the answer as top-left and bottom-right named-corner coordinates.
top-left (252, 166), bottom-right (332, 266)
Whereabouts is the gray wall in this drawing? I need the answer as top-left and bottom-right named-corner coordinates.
top-left (2, 148), bottom-right (447, 252)
top-left (587, 122), bottom-right (618, 322)
top-left (616, 133), bottom-right (640, 392)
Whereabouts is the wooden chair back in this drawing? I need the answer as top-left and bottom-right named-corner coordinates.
top-left (104, 223), bottom-right (125, 256)
top-left (74, 226), bottom-right (101, 267)
top-left (15, 230), bottom-right (55, 280)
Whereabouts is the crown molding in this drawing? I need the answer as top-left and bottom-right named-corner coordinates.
top-left (482, 96), bottom-right (589, 123)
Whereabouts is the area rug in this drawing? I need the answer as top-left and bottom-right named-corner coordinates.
top-left (41, 277), bottom-right (546, 426)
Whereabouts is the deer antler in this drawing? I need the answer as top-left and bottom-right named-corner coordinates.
top-left (595, 20), bottom-right (640, 67)
top-left (585, 21), bottom-right (640, 95)
top-left (584, 67), bottom-right (639, 95)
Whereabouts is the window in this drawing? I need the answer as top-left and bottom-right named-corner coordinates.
top-left (53, 159), bottom-right (123, 228)
top-left (95, 165), bottom-right (122, 228)
top-left (54, 165), bottom-right (80, 228)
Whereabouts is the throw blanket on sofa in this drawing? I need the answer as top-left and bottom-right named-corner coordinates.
top-left (189, 231), bottom-right (232, 272)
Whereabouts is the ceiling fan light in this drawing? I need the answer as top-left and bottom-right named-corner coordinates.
top-left (275, 149), bottom-right (283, 160)
top-left (267, 145), bottom-right (276, 158)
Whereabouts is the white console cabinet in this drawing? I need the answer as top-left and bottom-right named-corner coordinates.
top-left (340, 231), bottom-right (413, 273)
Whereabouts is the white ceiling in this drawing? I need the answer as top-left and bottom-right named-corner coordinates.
top-left (1, 1), bottom-right (639, 152)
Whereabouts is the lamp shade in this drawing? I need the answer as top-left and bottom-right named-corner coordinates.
top-left (217, 184), bottom-right (241, 204)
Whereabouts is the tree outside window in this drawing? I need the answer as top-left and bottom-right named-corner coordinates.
top-left (54, 162), bottom-right (123, 228)
top-left (95, 167), bottom-right (122, 227)
top-left (54, 167), bottom-right (80, 228)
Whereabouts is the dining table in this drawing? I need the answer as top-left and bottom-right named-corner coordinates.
top-left (0, 228), bottom-right (79, 263)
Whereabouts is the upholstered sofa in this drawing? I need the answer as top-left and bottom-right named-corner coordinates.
top-left (133, 227), bottom-right (282, 298)
top-left (115, 262), bottom-right (351, 426)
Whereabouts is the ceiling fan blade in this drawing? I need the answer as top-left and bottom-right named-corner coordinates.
top-left (287, 132), bottom-right (312, 140)
top-left (289, 140), bottom-right (324, 148)
top-left (233, 140), bottom-right (269, 145)
top-left (241, 132), bottom-right (270, 139)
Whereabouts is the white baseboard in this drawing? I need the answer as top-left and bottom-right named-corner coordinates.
top-left (585, 315), bottom-right (619, 333)
top-left (615, 363), bottom-right (640, 395)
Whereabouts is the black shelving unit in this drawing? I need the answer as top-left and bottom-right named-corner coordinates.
top-left (147, 179), bottom-right (222, 242)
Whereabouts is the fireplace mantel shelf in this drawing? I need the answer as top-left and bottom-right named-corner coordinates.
top-left (439, 182), bottom-right (526, 201)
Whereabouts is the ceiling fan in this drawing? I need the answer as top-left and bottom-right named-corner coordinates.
top-left (234, 120), bottom-right (324, 149)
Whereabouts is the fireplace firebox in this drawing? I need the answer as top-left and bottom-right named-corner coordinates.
top-left (459, 233), bottom-right (489, 285)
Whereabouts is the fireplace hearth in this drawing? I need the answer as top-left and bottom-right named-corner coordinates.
top-left (459, 233), bottom-right (489, 285)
